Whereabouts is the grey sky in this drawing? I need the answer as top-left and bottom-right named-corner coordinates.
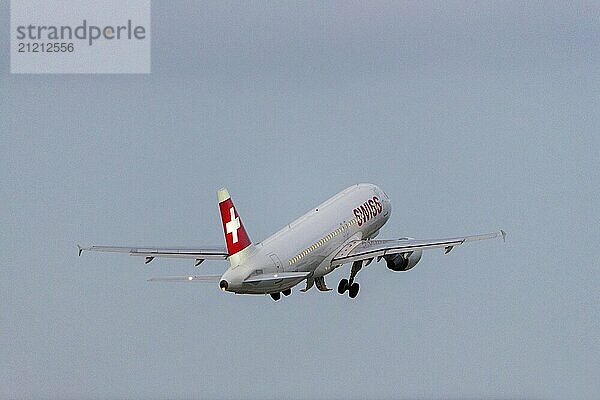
top-left (1, 2), bottom-right (598, 399)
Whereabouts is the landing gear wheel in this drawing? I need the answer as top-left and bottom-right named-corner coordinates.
top-left (270, 292), bottom-right (281, 301)
top-left (338, 279), bottom-right (349, 294)
top-left (282, 289), bottom-right (291, 296)
top-left (348, 283), bottom-right (360, 298)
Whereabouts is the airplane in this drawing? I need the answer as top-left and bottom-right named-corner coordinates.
top-left (79, 183), bottom-right (506, 300)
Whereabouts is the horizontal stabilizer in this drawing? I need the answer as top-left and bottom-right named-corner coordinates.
top-left (244, 271), bottom-right (310, 284)
top-left (148, 275), bottom-right (221, 282)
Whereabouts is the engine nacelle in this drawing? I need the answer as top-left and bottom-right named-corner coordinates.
top-left (384, 250), bottom-right (422, 272)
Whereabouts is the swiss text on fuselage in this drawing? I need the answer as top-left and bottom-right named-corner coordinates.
top-left (353, 196), bottom-right (382, 227)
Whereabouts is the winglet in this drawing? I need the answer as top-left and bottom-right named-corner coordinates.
top-left (77, 244), bottom-right (83, 256)
top-left (500, 229), bottom-right (507, 242)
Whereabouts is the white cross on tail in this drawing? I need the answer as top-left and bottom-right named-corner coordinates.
top-left (225, 207), bottom-right (240, 243)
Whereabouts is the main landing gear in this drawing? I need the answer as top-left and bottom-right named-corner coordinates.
top-left (338, 260), bottom-right (363, 299)
top-left (270, 288), bottom-right (292, 301)
top-left (337, 279), bottom-right (359, 298)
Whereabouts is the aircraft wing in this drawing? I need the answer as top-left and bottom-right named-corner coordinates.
top-left (78, 245), bottom-right (228, 264)
top-left (332, 230), bottom-right (506, 265)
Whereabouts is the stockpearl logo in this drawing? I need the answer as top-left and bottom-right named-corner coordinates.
top-left (10, 0), bottom-right (151, 74)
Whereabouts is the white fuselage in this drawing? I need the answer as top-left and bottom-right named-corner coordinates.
top-left (221, 183), bottom-right (392, 294)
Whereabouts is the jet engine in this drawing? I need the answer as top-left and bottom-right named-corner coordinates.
top-left (383, 250), bottom-right (422, 272)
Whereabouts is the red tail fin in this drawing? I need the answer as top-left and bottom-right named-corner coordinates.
top-left (217, 188), bottom-right (252, 256)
